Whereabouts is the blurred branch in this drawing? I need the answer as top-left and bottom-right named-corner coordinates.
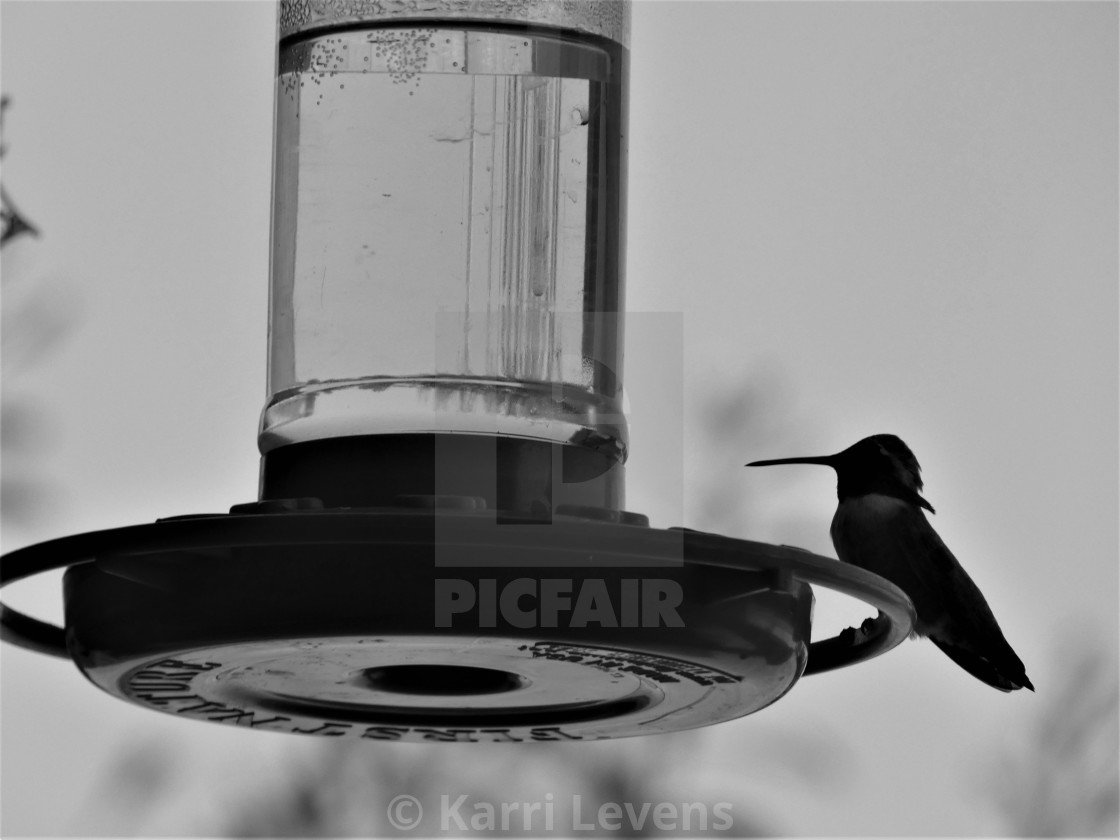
top-left (222, 738), bottom-right (766, 837)
top-left (686, 363), bottom-right (818, 539)
top-left (990, 641), bottom-right (1119, 836)
top-left (1, 182), bottom-right (39, 246)
top-left (1, 92), bottom-right (78, 533)
top-left (1, 96), bottom-right (40, 246)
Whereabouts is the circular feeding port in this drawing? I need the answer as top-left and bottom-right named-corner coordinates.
top-left (361, 664), bottom-right (524, 696)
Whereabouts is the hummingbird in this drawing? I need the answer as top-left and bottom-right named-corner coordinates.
top-left (747, 434), bottom-right (1033, 692)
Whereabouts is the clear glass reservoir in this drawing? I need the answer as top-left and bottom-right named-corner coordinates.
top-left (261, 4), bottom-right (630, 469)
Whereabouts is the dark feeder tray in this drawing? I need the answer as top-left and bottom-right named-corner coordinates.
top-left (2, 439), bottom-right (913, 742)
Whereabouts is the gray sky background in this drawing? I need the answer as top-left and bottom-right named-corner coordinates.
top-left (2, 1), bottom-right (1117, 836)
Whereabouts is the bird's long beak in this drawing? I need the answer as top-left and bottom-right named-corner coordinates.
top-left (745, 454), bottom-right (836, 468)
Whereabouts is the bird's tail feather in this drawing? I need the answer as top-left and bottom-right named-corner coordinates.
top-left (930, 637), bottom-right (1034, 692)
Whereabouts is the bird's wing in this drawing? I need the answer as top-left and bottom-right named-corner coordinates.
top-left (893, 506), bottom-right (1033, 691)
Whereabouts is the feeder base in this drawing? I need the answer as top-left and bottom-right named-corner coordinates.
top-left (62, 511), bottom-right (815, 740)
top-left (2, 509), bottom-right (914, 740)
top-left (97, 636), bottom-right (771, 742)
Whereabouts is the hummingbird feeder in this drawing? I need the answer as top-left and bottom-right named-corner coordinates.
top-left (1, 0), bottom-right (914, 742)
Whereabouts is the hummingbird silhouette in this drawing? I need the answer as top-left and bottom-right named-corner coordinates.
top-left (747, 434), bottom-right (1033, 692)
